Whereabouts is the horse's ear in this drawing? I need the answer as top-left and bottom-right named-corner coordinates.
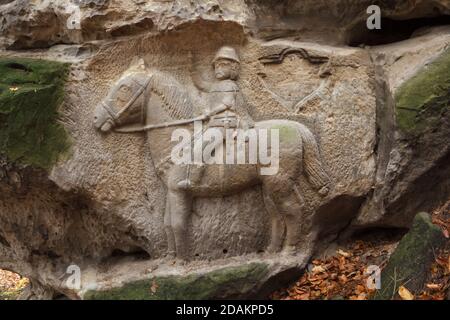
top-left (137, 58), bottom-right (147, 70)
top-left (129, 57), bottom-right (147, 71)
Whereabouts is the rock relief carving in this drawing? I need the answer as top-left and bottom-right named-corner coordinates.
top-left (93, 46), bottom-right (331, 260)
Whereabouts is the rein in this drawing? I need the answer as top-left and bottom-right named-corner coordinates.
top-left (114, 104), bottom-right (230, 134)
top-left (114, 114), bottom-right (209, 133)
top-left (102, 74), bottom-right (231, 134)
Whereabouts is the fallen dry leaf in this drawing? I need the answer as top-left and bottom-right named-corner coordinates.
top-left (297, 293), bottom-right (310, 300)
top-left (425, 283), bottom-right (442, 291)
top-left (294, 287), bottom-right (306, 295)
top-left (356, 293), bottom-right (367, 300)
top-left (150, 280), bottom-right (158, 294)
top-left (443, 229), bottom-right (449, 239)
top-left (338, 274), bottom-right (348, 284)
top-left (337, 249), bottom-right (351, 257)
top-left (398, 286), bottom-right (414, 300)
top-left (355, 284), bottom-right (366, 294)
top-left (312, 265), bottom-right (326, 273)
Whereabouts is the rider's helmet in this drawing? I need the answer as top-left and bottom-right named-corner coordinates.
top-left (212, 46), bottom-right (240, 65)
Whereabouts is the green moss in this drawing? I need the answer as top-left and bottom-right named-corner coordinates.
top-left (395, 50), bottom-right (450, 135)
top-left (0, 58), bottom-right (70, 169)
top-left (373, 212), bottom-right (445, 300)
top-left (270, 124), bottom-right (298, 142)
top-left (84, 263), bottom-right (269, 300)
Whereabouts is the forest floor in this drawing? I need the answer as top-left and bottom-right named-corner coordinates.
top-left (1, 202), bottom-right (448, 300)
top-left (271, 200), bottom-right (450, 300)
top-left (0, 269), bottom-right (28, 300)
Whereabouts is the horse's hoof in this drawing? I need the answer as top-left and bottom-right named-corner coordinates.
top-left (281, 246), bottom-right (298, 255)
top-left (163, 251), bottom-right (176, 261)
top-left (265, 246), bottom-right (279, 255)
top-left (174, 258), bottom-right (188, 266)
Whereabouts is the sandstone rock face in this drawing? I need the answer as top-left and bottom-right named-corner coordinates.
top-left (352, 29), bottom-right (450, 230)
top-left (0, 1), bottom-right (449, 299)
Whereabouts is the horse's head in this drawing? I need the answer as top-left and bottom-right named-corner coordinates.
top-left (94, 69), bottom-right (150, 133)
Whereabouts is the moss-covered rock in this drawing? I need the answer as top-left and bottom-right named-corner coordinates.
top-left (395, 49), bottom-right (450, 135)
top-left (373, 212), bottom-right (445, 300)
top-left (0, 58), bottom-right (70, 169)
top-left (84, 262), bottom-right (269, 300)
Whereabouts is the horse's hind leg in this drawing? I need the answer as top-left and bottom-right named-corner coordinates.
top-left (279, 195), bottom-right (303, 253)
top-left (167, 190), bottom-right (193, 260)
top-left (262, 190), bottom-right (285, 253)
top-left (278, 184), bottom-right (318, 257)
top-left (262, 177), bottom-right (305, 254)
top-left (291, 184), bottom-right (316, 256)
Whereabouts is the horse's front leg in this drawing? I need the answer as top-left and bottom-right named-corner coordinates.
top-left (167, 189), bottom-right (193, 260)
top-left (262, 190), bottom-right (285, 253)
top-left (164, 194), bottom-right (176, 258)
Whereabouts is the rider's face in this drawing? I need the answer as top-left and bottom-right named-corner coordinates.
top-left (214, 59), bottom-right (233, 80)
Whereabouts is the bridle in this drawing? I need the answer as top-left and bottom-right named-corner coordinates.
top-left (100, 76), bottom-right (152, 127)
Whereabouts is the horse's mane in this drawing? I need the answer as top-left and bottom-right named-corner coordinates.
top-left (148, 70), bottom-right (193, 120)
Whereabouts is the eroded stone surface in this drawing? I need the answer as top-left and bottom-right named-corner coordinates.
top-left (83, 262), bottom-right (270, 300)
top-left (352, 29), bottom-right (450, 230)
top-left (0, 1), bottom-right (449, 299)
top-left (2, 0), bottom-right (450, 50)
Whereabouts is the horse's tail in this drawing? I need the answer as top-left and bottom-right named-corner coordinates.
top-left (295, 123), bottom-right (330, 190)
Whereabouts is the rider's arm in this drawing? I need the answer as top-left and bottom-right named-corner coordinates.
top-left (206, 90), bottom-right (236, 116)
top-left (208, 104), bottom-right (229, 116)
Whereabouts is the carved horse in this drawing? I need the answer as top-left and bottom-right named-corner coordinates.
top-left (93, 65), bottom-right (331, 260)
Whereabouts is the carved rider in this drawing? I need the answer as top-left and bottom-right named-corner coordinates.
top-left (177, 46), bottom-right (254, 189)
top-left (192, 46), bottom-right (254, 130)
